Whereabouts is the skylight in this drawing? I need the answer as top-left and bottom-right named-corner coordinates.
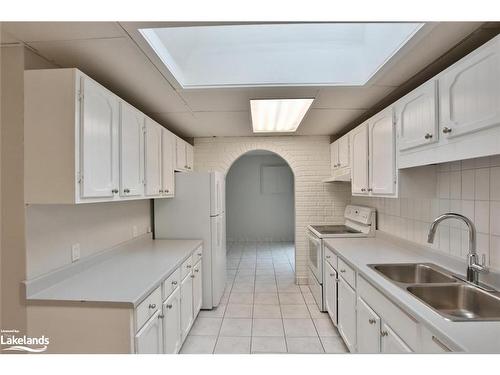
top-left (250, 98), bottom-right (314, 133)
top-left (139, 23), bottom-right (423, 89)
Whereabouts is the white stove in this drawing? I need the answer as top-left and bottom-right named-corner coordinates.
top-left (307, 205), bottom-right (376, 311)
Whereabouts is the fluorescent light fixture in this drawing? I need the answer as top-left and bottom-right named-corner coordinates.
top-left (139, 23), bottom-right (424, 88)
top-left (250, 98), bottom-right (314, 133)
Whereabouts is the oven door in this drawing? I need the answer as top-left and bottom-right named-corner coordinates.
top-left (307, 231), bottom-right (322, 282)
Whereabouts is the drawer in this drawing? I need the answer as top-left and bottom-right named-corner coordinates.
top-left (420, 326), bottom-right (455, 353)
top-left (337, 258), bottom-right (355, 289)
top-left (358, 275), bottom-right (419, 350)
top-left (192, 246), bottom-right (203, 265)
top-left (135, 286), bottom-right (161, 332)
top-left (180, 256), bottom-right (193, 279)
top-left (162, 268), bottom-right (181, 300)
top-left (324, 247), bottom-right (337, 270)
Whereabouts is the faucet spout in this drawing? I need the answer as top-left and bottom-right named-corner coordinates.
top-left (427, 213), bottom-right (487, 284)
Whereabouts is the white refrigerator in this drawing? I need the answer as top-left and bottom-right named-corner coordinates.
top-left (154, 171), bottom-right (226, 309)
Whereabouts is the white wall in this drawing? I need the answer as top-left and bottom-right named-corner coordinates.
top-left (194, 136), bottom-right (351, 284)
top-left (352, 155), bottom-right (500, 273)
top-left (226, 153), bottom-right (294, 242)
top-left (25, 201), bottom-right (151, 279)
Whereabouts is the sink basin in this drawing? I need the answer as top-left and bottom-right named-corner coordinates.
top-left (407, 284), bottom-right (500, 321)
top-left (371, 263), bottom-right (457, 284)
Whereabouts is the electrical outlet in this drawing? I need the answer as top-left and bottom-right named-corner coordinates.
top-left (133, 225), bottom-right (138, 237)
top-left (71, 243), bottom-right (80, 262)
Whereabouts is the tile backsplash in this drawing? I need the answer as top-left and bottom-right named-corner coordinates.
top-left (352, 155), bottom-right (500, 272)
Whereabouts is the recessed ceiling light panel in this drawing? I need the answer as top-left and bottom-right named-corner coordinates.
top-left (139, 23), bottom-right (424, 88)
top-left (250, 98), bottom-right (314, 133)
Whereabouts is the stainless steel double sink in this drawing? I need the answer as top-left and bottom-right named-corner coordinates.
top-left (368, 263), bottom-right (500, 321)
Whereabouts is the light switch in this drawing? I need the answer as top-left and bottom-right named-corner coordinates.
top-left (71, 243), bottom-right (80, 262)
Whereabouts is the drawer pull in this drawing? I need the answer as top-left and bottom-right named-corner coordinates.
top-left (442, 127), bottom-right (452, 134)
top-left (190, 274), bottom-right (195, 278)
top-left (340, 269), bottom-right (346, 273)
top-left (166, 304), bottom-right (173, 309)
top-left (171, 281), bottom-right (178, 286)
top-left (186, 265), bottom-right (192, 269)
top-left (432, 335), bottom-right (451, 352)
top-left (368, 319), bottom-right (376, 325)
top-left (325, 255), bottom-right (331, 259)
top-left (195, 268), bottom-right (199, 273)
top-left (424, 133), bottom-right (433, 140)
top-left (149, 303), bottom-right (156, 309)
top-left (158, 314), bottom-right (164, 319)
top-left (381, 331), bottom-right (388, 337)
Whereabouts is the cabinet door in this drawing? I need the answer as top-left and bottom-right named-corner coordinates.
top-left (396, 79), bottom-right (438, 151)
top-left (176, 137), bottom-right (187, 171)
top-left (338, 135), bottom-right (350, 168)
top-left (330, 141), bottom-right (339, 169)
top-left (119, 103), bottom-right (144, 197)
top-left (135, 311), bottom-right (163, 354)
top-left (180, 273), bottom-right (194, 341)
top-left (369, 107), bottom-right (396, 196)
top-left (80, 77), bottom-right (119, 199)
top-left (324, 261), bottom-right (338, 325)
top-left (163, 287), bottom-right (182, 354)
top-left (161, 129), bottom-right (175, 197)
top-left (192, 260), bottom-right (203, 318)
top-left (144, 119), bottom-right (162, 197)
top-left (350, 123), bottom-right (369, 195)
top-left (439, 37), bottom-right (500, 140)
top-left (186, 143), bottom-right (194, 171)
top-left (337, 276), bottom-right (356, 352)
top-left (381, 323), bottom-right (412, 353)
top-left (356, 297), bottom-right (381, 353)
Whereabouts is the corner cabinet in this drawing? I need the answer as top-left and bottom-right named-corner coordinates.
top-left (24, 68), bottom-right (178, 204)
top-left (351, 107), bottom-right (398, 198)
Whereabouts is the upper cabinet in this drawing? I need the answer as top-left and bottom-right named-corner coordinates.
top-left (24, 68), bottom-right (178, 204)
top-left (325, 133), bottom-right (351, 182)
top-left (395, 79), bottom-right (439, 152)
top-left (398, 35), bottom-right (500, 168)
top-left (351, 108), bottom-right (398, 198)
top-left (175, 138), bottom-right (194, 172)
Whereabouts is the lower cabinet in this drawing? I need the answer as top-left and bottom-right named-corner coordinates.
top-left (356, 297), bottom-right (381, 353)
top-left (381, 323), bottom-right (412, 353)
top-left (324, 261), bottom-right (338, 325)
top-left (180, 271), bottom-right (194, 341)
top-left (162, 287), bottom-right (182, 354)
top-left (192, 260), bottom-right (203, 318)
top-left (337, 276), bottom-right (357, 352)
top-left (135, 310), bottom-right (163, 354)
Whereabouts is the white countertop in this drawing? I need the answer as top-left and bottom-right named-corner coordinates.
top-left (323, 234), bottom-right (500, 353)
top-left (25, 236), bottom-right (203, 307)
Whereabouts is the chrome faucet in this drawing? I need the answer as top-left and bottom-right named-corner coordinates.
top-left (427, 213), bottom-right (488, 285)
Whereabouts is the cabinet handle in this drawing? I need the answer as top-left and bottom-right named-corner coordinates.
top-left (367, 188), bottom-right (373, 192)
top-left (442, 127), bottom-right (452, 134)
top-left (330, 273), bottom-right (335, 277)
top-left (195, 268), bottom-right (199, 273)
top-left (381, 331), bottom-right (388, 337)
top-left (325, 255), bottom-right (331, 259)
top-left (424, 133), bottom-right (433, 139)
top-left (124, 188), bottom-right (130, 194)
top-left (159, 189), bottom-right (164, 193)
top-left (112, 189), bottom-right (119, 194)
top-left (368, 318), bottom-right (376, 325)
top-left (149, 303), bottom-right (156, 309)
top-left (171, 281), bottom-right (178, 286)
top-left (361, 188), bottom-right (366, 192)
top-left (165, 189), bottom-right (169, 193)
top-left (432, 336), bottom-right (451, 352)
top-left (340, 269), bottom-right (346, 273)
top-left (166, 304), bottom-right (173, 309)
top-left (190, 274), bottom-right (195, 278)
top-left (186, 265), bottom-right (192, 269)
top-left (158, 314), bottom-right (164, 319)
top-left (197, 253), bottom-right (202, 256)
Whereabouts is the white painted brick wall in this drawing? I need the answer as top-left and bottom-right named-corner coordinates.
top-left (194, 136), bottom-right (351, 284)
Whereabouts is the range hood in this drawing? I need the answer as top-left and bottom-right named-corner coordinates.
top-left (323, 168), bottom-right (351, 183)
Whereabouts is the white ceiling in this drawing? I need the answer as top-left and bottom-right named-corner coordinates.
top-left (0, 21), bottom-right (483, 138)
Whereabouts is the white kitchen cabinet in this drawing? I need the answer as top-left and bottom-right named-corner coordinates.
top-left (80, 76), bottom-right (120, 200)
top-left (175, 137), bottom-right (194, 172)
top-left (330, 141), bottom-right (339, 170)
top-left (144, 119), bottom-right (163, 197)
top-left (396, 79), bottom-right (439, 151)
top-left (356, 297), bottom-right (381, 353)
top-left (135, 311), bottom-right (163, 354)
top-left (161, 129), bottom-right (175, 197)
top-left (119, 103), bottom-right (144, 198)
top-left (369, 107), bottom-right (397, 196)
top-left (337, 276), bottom-right (356, 352)
top-left (420, 327), bottom-right (453, 353)
top-left (162, 287), bottom-right (182, 354)
top-left (192, 260), bottom-right (203, 318)
top-left (324, 261), bottom-right (338, 325)
top-left (381, 323), bottom-right (412, 353)
top-left (439, 36), bottom-right (500, 141)
top-left (180, 272), bottom-right (194, 341)
top-left (350, 122), bottom-right (369, 195)
top-left (330, 134), bottom-right (350, 170)
top-left (186, 143), bottom-right (194, 170)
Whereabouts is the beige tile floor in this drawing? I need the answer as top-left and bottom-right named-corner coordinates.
top-left (180, 242), bottom-right (348, 354)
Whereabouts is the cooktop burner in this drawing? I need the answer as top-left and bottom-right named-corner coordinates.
top-left (310, 225), bottom-right (361, 235)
